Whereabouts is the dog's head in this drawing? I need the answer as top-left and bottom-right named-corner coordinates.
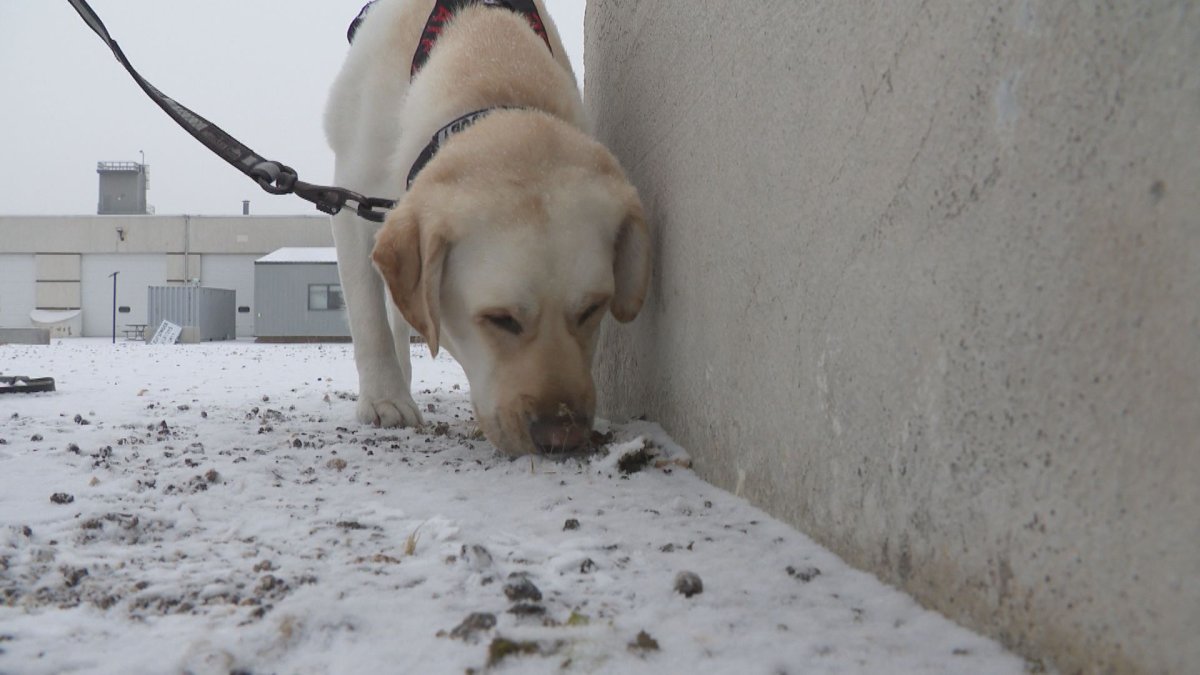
top-left (373, 112), bottom-right (650, 456)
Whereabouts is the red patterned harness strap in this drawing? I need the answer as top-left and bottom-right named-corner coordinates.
top-left (410, 0), bottom-right (552, 78)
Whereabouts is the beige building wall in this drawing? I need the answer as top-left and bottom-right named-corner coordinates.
top-left (585, 2), bottom-right (1199, 673)
top-left (0, 215), bottom-right (333, 255)
top-left (0, 215), bottom-right (334, 335)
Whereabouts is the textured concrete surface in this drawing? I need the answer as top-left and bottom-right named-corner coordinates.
top-left (585, 2), bottom-right (1199, 673)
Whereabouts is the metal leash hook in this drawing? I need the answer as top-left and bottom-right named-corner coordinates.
top-left (293, 183), bottom-right (396, 222)
top-left (251, 161), bottom-right (297, 195)
top-left (351, 195), bottom-right (398, 223)
top-left (251, 161), bottom-right (395, 222)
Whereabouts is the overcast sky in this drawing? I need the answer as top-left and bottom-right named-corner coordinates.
top-left (0, 1), bottom-right (585, 217)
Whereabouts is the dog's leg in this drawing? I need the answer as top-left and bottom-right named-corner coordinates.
top-left (332, 209), bottom-right (424, 428)
top-left (385, 293), bottom-right (416, 389)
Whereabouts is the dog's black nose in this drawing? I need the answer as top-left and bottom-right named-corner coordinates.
top-left (529, 415), bottom-right (589, 454)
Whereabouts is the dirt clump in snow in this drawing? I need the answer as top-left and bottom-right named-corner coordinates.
top-left (674, 570), bottom-right (704, 597)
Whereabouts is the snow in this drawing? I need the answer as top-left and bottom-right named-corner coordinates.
top-left (255, 248), bottom-right (338, 264)
top-left (0, 339), bottom-right (1028, 674)
top-left (28, 310), bottom-right (82, 325)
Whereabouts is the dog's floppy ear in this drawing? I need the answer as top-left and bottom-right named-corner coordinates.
top-left (611, 191), bottom-right (651, 323)
top-left (372, 205), bottom-right (448, 356)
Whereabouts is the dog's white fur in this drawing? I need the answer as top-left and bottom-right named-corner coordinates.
top-left (324, 0), bottom-right (649, 455)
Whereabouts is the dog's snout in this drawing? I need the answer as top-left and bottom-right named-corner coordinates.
top-left (528, 413), bottom-right (590, 454)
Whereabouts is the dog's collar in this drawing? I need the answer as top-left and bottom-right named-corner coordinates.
top-left (407, 107), bottom-right (513, 189)
top-left (346, 0), bottom-right (553, 79)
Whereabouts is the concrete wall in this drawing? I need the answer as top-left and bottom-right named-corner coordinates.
top-left (80, 254), bottom-right (168, 337)
top-left (0, 215), bottom-right (333, 255)
top-left (585, 2), bottom-right (1199, 673)
top-left (0, 255), bottom-right (36, 328)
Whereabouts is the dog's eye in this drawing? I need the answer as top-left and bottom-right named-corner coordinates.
top-left (484, 313), bottom-right (523, 336)
top-left (578, 302), bottom-right (604, 326)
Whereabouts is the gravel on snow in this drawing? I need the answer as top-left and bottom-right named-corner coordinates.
top-left (0, 339), bottom-right (1029, 674)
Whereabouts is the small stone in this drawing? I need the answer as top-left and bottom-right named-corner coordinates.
top-left (205, 469), bottom-right (220, 483)
top-left (786, 566), bottom-right (822, 583)
top-left (326, 457), bottom-right (347, 471)
top-left (504, 577), bottom-right (542, 602)
top-left (449, 612), bottom-right (496, 640)
top-left (563, 518), bottom-right (580, 531)
top-left (31, 434), bottom-right (43, 442)
top-left (506, 603), bottom-right (546, 617)
top-left (486, 637), bottom-right (540, 667)
top-left (628, 630), bottom-right (660, 654)
top-left (50, 492), bottom-right (74, 505)
top-left (460, 544), bottom-right (494, 570)
top-left (579, 558), bottom-right (596, 574)
top-left (674, 571), bottom-right (703, 598)
top-left (61, 565), bottom-right (89, 588)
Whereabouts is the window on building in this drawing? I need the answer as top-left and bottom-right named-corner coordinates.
top-left (308, 284), bottom-right (345, 311)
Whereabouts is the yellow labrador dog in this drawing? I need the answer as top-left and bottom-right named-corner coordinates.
top-left (324, 0), bottom-right (650, 455)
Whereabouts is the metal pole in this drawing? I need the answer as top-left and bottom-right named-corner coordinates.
top-left (109, 271), bottom-right (118, 344)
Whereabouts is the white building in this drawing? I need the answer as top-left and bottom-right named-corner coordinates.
top-left (0, 214), bottom-right (333, 338)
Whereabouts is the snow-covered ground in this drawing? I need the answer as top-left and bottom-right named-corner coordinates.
top-left (1, 339), bottom-right (1028, 674)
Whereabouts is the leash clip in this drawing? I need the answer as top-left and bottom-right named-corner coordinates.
top-left (251, 162), bottom-right (298, 195)
top-left (252, 162), bottom-right (395, 222)
top-left (292, 182), bottom-right (396, 223)
top-left (352, 196), bottom-right (398, 223)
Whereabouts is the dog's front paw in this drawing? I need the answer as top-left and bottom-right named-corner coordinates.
top-left (356, 394), bottom-right (424, 428)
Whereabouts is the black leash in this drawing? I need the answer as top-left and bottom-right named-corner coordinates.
top-left (66, 0), bottom-right (396, 223)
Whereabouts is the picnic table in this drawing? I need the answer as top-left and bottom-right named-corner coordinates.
top-left (122, 323), bottom-right (148, 341)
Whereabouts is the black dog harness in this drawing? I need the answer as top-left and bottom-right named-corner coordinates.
top-left (349, 0), bottom-right (553, 189)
